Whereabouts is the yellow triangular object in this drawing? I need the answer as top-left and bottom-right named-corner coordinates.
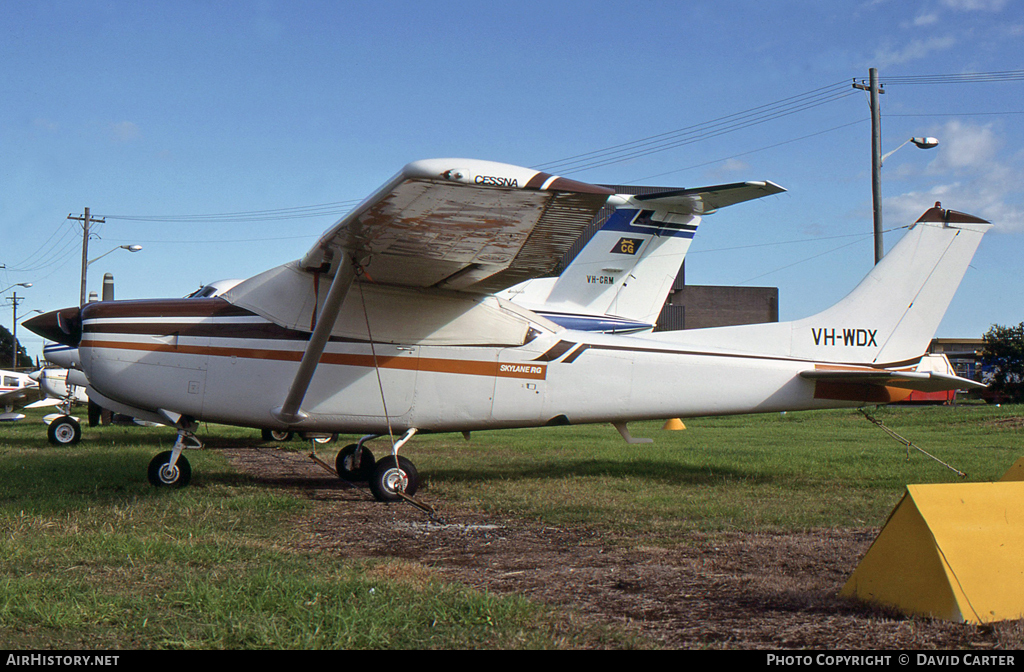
top-left (662, 418), bottom-right (686, 430)
top-left (842, 482), bottom-right (1024, 624)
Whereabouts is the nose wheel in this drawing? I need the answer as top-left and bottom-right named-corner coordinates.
top-left (148, 450), bottom-right (191, 487)
top-left (148, 423), bottom-right (201, 488)
top-left (47, 415), bottom-right (82, 445)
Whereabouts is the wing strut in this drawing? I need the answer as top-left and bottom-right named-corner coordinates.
top-left (273, 255), bottom-right (357, 424)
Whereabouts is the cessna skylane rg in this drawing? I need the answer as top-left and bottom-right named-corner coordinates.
top-left (25, 159), bottom-right (989, 501)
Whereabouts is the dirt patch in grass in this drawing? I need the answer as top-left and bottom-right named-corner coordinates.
top-left (221, 446), bottom-right (1021, 650)
top-left (988, 417), bottom-right (1024, 430)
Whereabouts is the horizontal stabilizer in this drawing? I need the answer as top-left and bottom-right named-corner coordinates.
top-left (800, 368), bottom-right (985, 393)
top-left (630, 180), bottom-right (785, 215)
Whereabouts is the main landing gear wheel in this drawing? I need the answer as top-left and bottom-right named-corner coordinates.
top-left (261, 429), bottom-right (294, 442)
top-left (47, 415), bottom-right (81, 446)
top-left (336, 444), bottom-right (376, 482)
top-left (305, 433), bottom-right (337, 445)
top-left (369, 456), bottom-right (419, 502)
top-left (148, 450), bottom-right (192, 488)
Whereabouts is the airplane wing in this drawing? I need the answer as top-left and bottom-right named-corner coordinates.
top-left (799, 368), bottom-right (986, 392)
top-left (270, 159), bottom-right (615, 423)
top-left (298, 159), bottom-right (615, 294)
top-left (630, 180), bottom-right (785, 215)
top-left (0, 387), bottom-right (36, 408)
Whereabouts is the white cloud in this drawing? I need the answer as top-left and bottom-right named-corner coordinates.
top-left (926, 120), bottom-right (999, 173)
top-left (885, 122), bottom-right (1024, 231)
top-left (32, 118), bottom-right (59, 133)
top-left (707, 158), bottom-right (751, 179)
top-left (941, 0), bottom-right (1008, 10)
top-left (913, 12), bottom-right (939, 25)
top-left (872, 35), bottom-right (957, 68)
top-left (109, 121), bottom-right (141, 143)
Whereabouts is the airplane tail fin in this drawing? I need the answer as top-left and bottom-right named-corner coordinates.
top-left (649, 203), bottom-right (991, 365)
top-left (533, 181), bottom-right (785, 329)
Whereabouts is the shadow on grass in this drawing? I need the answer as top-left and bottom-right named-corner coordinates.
top-left (429, 458), bottom-right (786, 488)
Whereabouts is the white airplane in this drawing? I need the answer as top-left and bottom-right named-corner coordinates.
top-left (498, 180), bottom-right (785, 333)
top-left (25, 159), bottom-right (988, 502)
top-left (29, 367), bottom-right (89, 408)
top-left (0, 369), bottom-right (40, 422)
top-left (33, 183), bottom-right (772, 443)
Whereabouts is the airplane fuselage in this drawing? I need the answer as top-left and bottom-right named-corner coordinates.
top-left (76, 292), bottom-right (858, 436)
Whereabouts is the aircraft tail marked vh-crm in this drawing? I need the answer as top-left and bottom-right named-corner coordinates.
top-left (498, 179), bottom-right (785, 333)
top-left (25, 159), bottom-right (989, 501)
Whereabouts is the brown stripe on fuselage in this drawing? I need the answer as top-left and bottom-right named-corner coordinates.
top-left (80, 338), bottom-right (547, 380)
top-left (82, 297), bottom-right (253, 320)
top-left (85, 319), bottom-right (314, 342)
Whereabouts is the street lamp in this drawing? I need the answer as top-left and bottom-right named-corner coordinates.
top-left (855, 69), bottom-right (942, 265)
top-left (81, 244), bottom-right (142, 305)
top-left (871, 136), bottom-right (939, 264)
top-left (1, 282), bottom-right (32, 294)
top-left (881, 137), bottom-right (939, 165)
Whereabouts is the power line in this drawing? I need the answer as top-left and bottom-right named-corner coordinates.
top-left (534, 81), bottom-right (857, 175)
top-left (886, 111), bottom-right (1024, 117)
top-left (5, 219), bottom-right (79, 273)
top-left (106, 235), bottom-right (315, 245)
top-left (881, 69), bottom-right (1024, 85)
top-left (104, 199), bottom-right (363, 223)
top-left (75, 71), bottom-right (1024, 228)
top-left (623, 117), bottom-right (868, 184)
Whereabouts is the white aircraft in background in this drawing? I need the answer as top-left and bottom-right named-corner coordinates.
top-left (26, 159), bottom-right (988, 502)
top-left (0, 369), bottom-right (40, 422)
top-left (499, 180), bottom-right (784, 333)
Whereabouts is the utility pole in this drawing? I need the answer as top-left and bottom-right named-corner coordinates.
top-left (68, 207), bottom-right (105, 306)
top-left (853, 68), bottom-right (885, 264)
top-left (10, 292), bottom-right (25, 369)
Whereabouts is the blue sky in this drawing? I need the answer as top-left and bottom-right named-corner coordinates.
top-left (3, 0), bottom-right (1022, 360)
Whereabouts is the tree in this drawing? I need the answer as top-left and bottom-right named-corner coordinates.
top-left (981, 322), bottom-right (1024, 403)
top-left (0, 325), bottom-right (33, 370)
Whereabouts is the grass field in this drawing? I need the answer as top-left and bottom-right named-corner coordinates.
top-left (1, 402), bottom-right (1021, 649)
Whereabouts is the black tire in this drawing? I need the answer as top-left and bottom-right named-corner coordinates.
top-left (147, 451), bottom-right (191, 488)
top-left (335, 444), bottom-right (376, 482)
top-left (261, 429), bottom-right (294, 442)
top-left (369, 455), bottom-right (419, 502)
top-left (47, 416), bottom-right (81, 446)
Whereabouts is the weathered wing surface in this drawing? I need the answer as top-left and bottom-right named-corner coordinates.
top-left (299, 159), bottom-right (614, 293)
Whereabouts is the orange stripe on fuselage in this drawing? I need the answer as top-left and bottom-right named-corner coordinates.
top-left (81, 339), bottom-right (547, 380)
